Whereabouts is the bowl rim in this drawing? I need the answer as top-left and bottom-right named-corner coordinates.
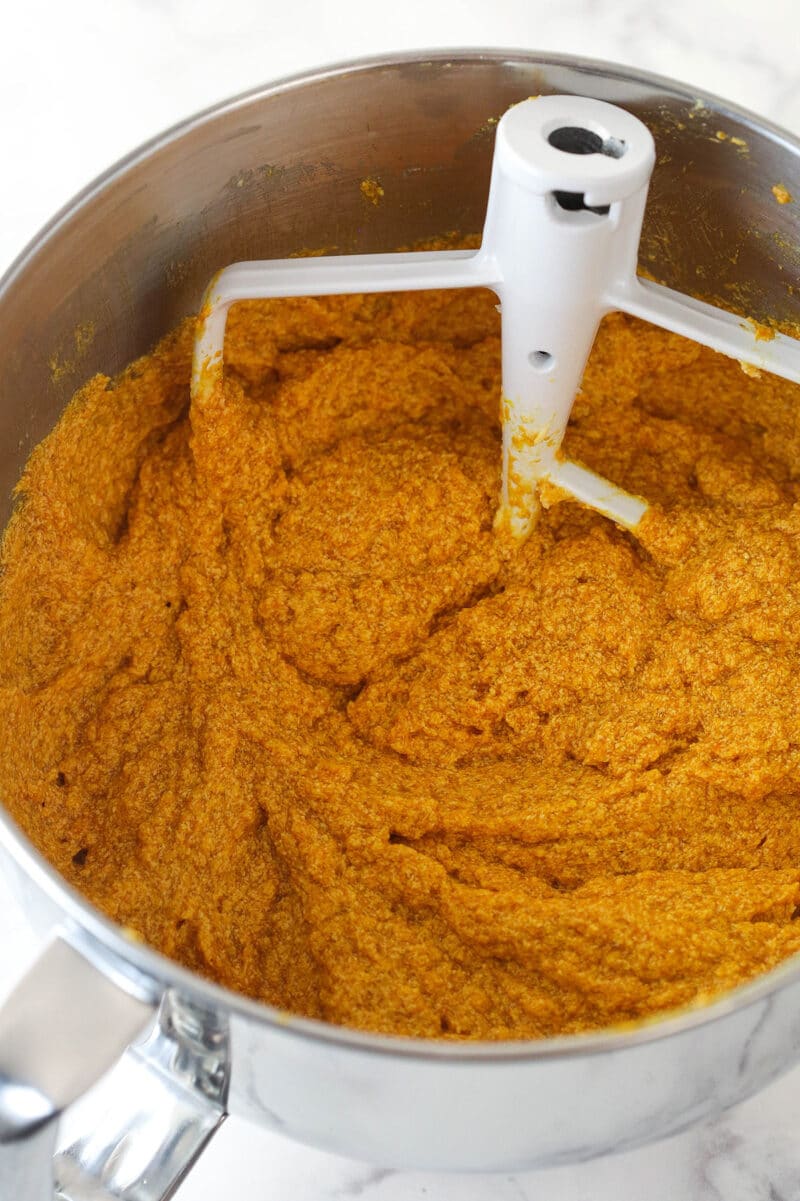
top-left (3, 44), bottom-right (800, 1065)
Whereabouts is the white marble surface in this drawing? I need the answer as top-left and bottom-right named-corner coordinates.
top-left (3, 0), bottom-right (800, 1197)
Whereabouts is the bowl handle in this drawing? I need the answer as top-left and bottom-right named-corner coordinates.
top-left (0, 936), bottom-right (229, 1200)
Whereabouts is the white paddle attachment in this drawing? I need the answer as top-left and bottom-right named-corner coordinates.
top-left (192, 96), bottom-right (800, 538)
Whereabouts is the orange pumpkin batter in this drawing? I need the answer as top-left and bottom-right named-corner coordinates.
top-left (3, 283), bottom-right (800, 1040)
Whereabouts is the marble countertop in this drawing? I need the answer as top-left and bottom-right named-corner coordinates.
top-left (2, 0), bottom-right (800, 1197)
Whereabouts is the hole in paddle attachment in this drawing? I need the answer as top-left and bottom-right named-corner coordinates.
top-left (553, 191), bottom-right (610, 216)
top-left (529, 350), bottom-right (554, 371)
top-left (548, 125), bottom-right (625, 215)
top-left (548, 126), bottom-right (627, 159)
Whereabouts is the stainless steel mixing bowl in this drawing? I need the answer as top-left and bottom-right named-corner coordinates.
top-left (2, 49), bottom-right (800, 1201)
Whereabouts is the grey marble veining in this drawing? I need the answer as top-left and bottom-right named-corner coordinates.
top-left (171, 1061), bottom-right (800, 1200)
